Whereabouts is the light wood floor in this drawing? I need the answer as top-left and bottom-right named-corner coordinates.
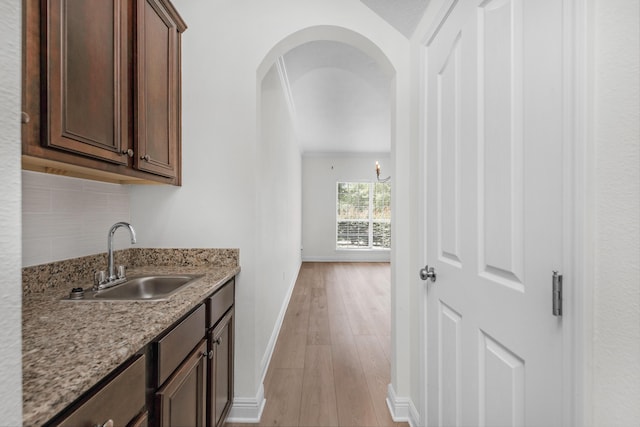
top-left (228, 262), bottom-right (408, 427)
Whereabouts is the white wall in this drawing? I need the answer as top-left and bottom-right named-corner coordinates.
top-left (22, 171), bottom-right (132, 267)
top-left (302, 153), bottom-right (392, 262)
top-left (129, 0), bottom-right (412, 414)
top-left (0, 0), bottom-right (23, 423)
top-left (255, 63), bottom-right (302, 385)
top-left (591, 0), bottom-right (640, 424)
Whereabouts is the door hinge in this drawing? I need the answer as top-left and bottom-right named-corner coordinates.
top-left (552, 271), bottom-right (563, 317)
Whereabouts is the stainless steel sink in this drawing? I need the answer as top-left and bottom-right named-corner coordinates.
top-left (65, 274), bottom-right (204, 301)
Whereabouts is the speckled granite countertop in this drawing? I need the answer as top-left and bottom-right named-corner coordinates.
top-left (22, 249), bottom-right (239, 427)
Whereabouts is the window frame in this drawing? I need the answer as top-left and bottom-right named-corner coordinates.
top-left (335, 181), bottom-right (391, 251)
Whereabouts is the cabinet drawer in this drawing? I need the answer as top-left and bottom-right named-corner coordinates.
top-left (207, 279), bottom-right (234, 328)
top-left (54, 354), bottom-right (145, 427)
top-left (157, 304), bottom-right (206, 386)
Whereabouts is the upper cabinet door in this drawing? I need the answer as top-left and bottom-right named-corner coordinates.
top-left (43, 0), bottom-right (129, 164)
top-left (135, 0), bottom-right (185, 179)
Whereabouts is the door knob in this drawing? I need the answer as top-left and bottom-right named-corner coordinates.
top-left (419, 265), bottom-right (436, 282)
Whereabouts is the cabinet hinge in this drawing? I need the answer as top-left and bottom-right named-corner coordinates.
top-left (552, 271), bottom-right (563, 317)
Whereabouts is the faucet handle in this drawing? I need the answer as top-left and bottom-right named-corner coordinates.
top-left (94, 271), bottom-right (107, 288)
top-left (116, 265), bottom-right (126, 280)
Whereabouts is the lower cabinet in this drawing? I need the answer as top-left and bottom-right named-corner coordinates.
top-left (156, 340), bottom-right (208, 427)
top-left (152, 304), bottom-right (207, 427)
top-left (209, 309), bottom-right (234, 427)
top-left (49, 354), bottom-right (147, 427)
top-left (45, 276), bottom-right (236, 427)
top-left (206, 279), bottom-right (235, 427)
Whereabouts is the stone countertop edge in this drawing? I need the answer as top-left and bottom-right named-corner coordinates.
top-left (22, 263), bottom-right (240, 427)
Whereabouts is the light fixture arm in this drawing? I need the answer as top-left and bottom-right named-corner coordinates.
top-left (375, 161), bottom-right (391, 183)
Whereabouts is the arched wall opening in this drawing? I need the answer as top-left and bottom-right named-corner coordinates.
top-left (253, 23), bottom-right (404, 418)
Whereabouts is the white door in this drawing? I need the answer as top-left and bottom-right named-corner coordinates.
top-left (422, 0), bottom-right (565, 425)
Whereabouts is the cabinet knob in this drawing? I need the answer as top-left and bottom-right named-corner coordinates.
top-left (214, 337), bottom-right (223, 346)
top-left (21, 112), bottom-right (30, 124)
top-left (141, 154), bottom-right (151, 161)
top-left (202, 350), bottom-right (214, 359)
top-left (122, 149), bottom-right (134, 157)
top-left (94, 419), bottom-right (114, 427)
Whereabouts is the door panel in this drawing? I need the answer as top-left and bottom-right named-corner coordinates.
top-left (478, 0), bottom-right (525, 288)
top-left (438, 302), bottom-right (462, 427)
top-left (437, 33), bottom-right (463, 268)
top-left (479, 332), bottom-right (525, 427)
top-left (424, 1), bottom-right (564, 426)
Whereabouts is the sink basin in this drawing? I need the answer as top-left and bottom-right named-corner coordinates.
top-left (68, 274), bottom-right (204, 301)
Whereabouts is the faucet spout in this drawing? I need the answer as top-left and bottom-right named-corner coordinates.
top-left (107, 222), bottom-right (137, 281)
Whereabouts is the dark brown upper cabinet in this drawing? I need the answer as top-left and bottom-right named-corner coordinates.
top-left (22, 0), bottom-right (186, 185)
top-left (135, 0), bottom-right (185, 179)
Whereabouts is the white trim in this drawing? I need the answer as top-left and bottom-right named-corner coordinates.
top-left (275, 56), bottom-right (298, 134)
top-left (258, 261), bottom-right (301, 386)
top-left (423, 0), bottom-right (460, 46)
top-left (229, 262), bottom-right (301, 424)
top-left (386, 384), bottom-right (420, 427)
top-left (302, 255), bottom-right (391, 262)
top-left (566, 0), bottom-right (592, 425)
top-left (302, 151), bottom-right (391, 158)
top-left (227, 383), bottom-right (266, 423)
top-left (417, 28), bottom-right (430, 427)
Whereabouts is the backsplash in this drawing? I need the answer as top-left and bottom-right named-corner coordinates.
top-left (22, 248), bottom-right (239, 295)
top-left (22, 171), bottom-right (132, 267)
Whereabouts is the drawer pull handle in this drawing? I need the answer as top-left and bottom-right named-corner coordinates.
top-left (94, 419), bottom-right (114, 427)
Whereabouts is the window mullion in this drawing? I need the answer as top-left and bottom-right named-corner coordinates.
top-left (369, 182), bottom-right (374, 249)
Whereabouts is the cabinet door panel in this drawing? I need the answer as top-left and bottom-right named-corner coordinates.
top-left (157, 340), bottom-right (207, 427)
top-left (209, 309), bottom-right (234, 427)
top-left (136, 0), bottom-right (179, 178)
top-left (44, 0), bottom-right (129, 164)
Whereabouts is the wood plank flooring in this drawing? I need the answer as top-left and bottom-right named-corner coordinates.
top-left (228, 262), bottom-right (407, 427)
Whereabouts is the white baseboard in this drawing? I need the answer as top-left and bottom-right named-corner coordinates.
top-left (227, 383), bottom-right (266, 423)
top-left (228, 261), bottom-right (301, 423)
top-left (386, 384), bottom-right (420, 427)
top-left (258, 261), bottom-right (301, 386)
top-left (302, 255), bottom-right (390, 262)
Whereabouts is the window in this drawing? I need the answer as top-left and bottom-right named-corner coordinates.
top-left (336, 181), bottom-right (391, 249)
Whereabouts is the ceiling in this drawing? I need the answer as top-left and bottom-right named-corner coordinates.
top-left (282, 41), bottom-right (391, 154)
top-left (361, 0), bottom-right (429, 38)
top-left (271, 1), bottom-right (428, 155)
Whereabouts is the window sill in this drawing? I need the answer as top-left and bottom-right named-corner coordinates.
top-left (335, 248), bottom-right (391, 252)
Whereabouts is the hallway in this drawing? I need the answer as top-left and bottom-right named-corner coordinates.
top-left (230, 262), bottom-right (407, 427)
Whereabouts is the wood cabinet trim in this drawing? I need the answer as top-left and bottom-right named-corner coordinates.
top-left (156, 304), bottom-right (206, 387)
top-left (52, 354), bottom-right (146, 427)
top-left (156, 339), bottom-right (207, 427)
top-left (43, 0), bottom-right (130, 164)
top-left (209, 308), bottom-right (234, 427)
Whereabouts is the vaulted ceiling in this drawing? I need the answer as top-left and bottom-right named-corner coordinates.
top-left (273, 1), bottom-right (429, 154)
top-left (282, 41), bottom-right (391, 154)
top-left (361, 0), bottom-right (429, 38)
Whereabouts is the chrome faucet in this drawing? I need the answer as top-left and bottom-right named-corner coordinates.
top-left (106, 222), bottom-right (137, 283)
